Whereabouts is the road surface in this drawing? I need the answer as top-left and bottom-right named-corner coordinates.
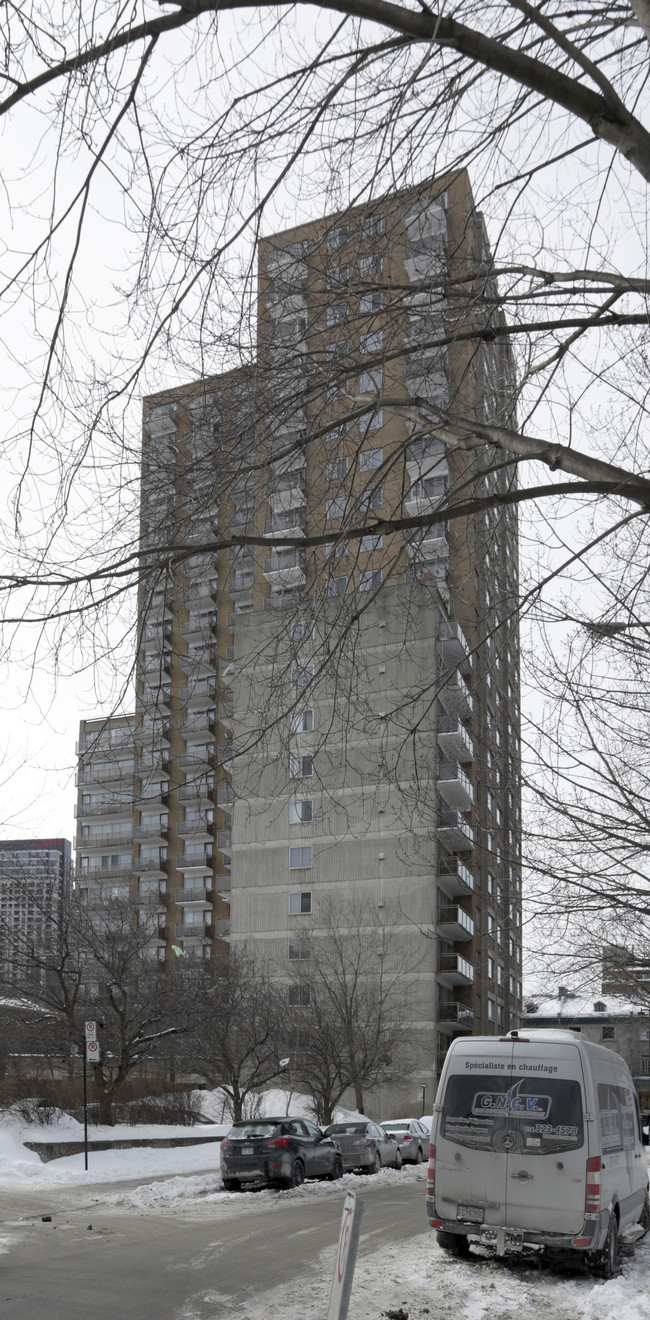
top-left (0, 1171), bottom-right (428, 1320)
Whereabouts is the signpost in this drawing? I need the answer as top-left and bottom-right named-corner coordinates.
top-left (418, 1082), bottom-right (427, 1116)
top-left (327, 1191), bottom-right (364, 1320)
top-left (83, 1021), bottom-right (100, 1171)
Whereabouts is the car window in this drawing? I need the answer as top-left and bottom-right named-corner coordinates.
top-left (369, 1124), bottom-right (383, 1138)
top-left (382, 1123), bottom-right (407, 1133)
top-left (229, 1122), bottom-right (278, 1138)
top-left (327, 1123), bottom-right (368, 1135)
top-left (302, 1119), bottom-right (321, 1138)
top-left (284, 1120), bottom-right (305, 1136)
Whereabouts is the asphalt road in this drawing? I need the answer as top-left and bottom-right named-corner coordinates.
top-left (0, 1172), bottom-right (429, 1320)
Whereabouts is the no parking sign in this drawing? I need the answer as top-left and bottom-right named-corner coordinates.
top-left (86, 1039), bottom-right (101, 1064)
top-left (327, 1191), bottom-right (364, 1320)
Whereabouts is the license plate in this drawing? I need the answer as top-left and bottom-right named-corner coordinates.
top-left (241, 1146), bottom-right (254, 1154)
top-left (457, 1204), bottom-right (484, 1223)
top-left (239, 1169), bottom-right (261, 1179)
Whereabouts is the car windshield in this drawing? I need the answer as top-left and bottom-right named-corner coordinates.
top-left (441, 1074), bottom-right (585, 1155)
top-left (327, 1123), bottom-right (367, 1135)
top-left (382, 1123), bottom-right (408, 1132)
top-left (229, 1122), bottom-right (278, 1139)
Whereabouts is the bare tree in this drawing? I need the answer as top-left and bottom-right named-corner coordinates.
top-left (286, 899), bottom-right (409, 1122)
top-left (0, 879), bottom-right (199, 1123)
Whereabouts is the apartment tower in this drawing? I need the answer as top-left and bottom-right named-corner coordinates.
top-left (75, 171), bottom-right (522, 1111)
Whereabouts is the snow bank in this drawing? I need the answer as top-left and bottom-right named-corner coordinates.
top-left (195, 1085), bottom-right (366, 1125)
top-left (0, 1116), bottom-right (225, 1187)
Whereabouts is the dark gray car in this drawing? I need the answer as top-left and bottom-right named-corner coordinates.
top-left (324, 1120), bottom-right (403, 1173)
top-left (220, 1116), bottom-right (343, 1190)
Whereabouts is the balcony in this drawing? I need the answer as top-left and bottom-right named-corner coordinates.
top-left (440, 671), bottom-right (473, 721)
top-left (265, 586), bottom-right (305, 610)
top-left (143, 619), bottom-right (172, 645)
top-left (175, 921), bottom-right (213, 940)
top-left (264, 510), bottom-right (306, 539)
top-left (437, 807), bottom-right (474, 853)
top-left (76, 762), bottom-right (135, 787)
top-left (438, 856), bottom-right (474, 898)
top-left (183, 553), bottom-right (219, 581)
top-left (77, 865), bottom-right (132, 883)
top-left (439, 619), bottom-right (472, 674)
top-left (178, 820), bottom-right (214, 843)
top-left (182, 645), bottom-right (219, 677)
top-left (137, 720), bottom-right (170, 748)
top-left (134, 885), bottom-right (167, 906)
top-left (176, 853), bottom-right (214, 873)
top-left (216, 874), bottom-right (231, 899)
top-left (438, 952), bottom-right (474, 986)
top-left (133, 824), bottom-right (168, 844)
top-left (263, 549), bottom-right (306, 588)
top-left (437, 716), bottom-right (473, 765)
top-left (404, 476), bottom-right (447, 516)
top-left (176, 888), bottom-right (213, 907)
top-left (180, 712), bottom-right (216, 738)
top-left (182, 613), bottom-right (217, 640)
top-left (137, 783), bottom-right (169, 808)
top-left (180, 680), bottom-right (217, 708)
top-left (141, 651), bottom-right (172, 677)
top-left (406, 531), bottom-right (449, 563)
top-left (132, 858), bottom-right (168, 876)
top-left (74, 831), bottom-right (132, 850)
top-left (438, 905), bottom-right (475, 941)
top-left (178, 781), bottom-right (214, 805)
top-left (178, 746), bottom-right (215, 770)
top-left (75, 798), bottom-right (134, 819)
top-left (220, 663), bottom-right (235, 688)
top-left (437, 762), bottom-right (474, 810)
top-left (267, 470), bottom-right (307, 513)
top-left (139, 684), bottom-right (171, 713)
top-left (438, 1001), bottom-right (474, 1032)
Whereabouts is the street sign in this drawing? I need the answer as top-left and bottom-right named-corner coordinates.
top-left (86, 1039), bottom-right (101, 1063)
top-left (85, 1020), bottom-right (97, 1040)
top-left (327, 1191), bottom-right (364, 1320)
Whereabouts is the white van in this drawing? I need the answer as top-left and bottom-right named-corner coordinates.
top-left (427, 1029), bottom-right (650, 1276)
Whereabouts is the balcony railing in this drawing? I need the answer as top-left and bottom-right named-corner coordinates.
top-left (438, 1001), bottom-right (474, 1030)
top-left (74, 832), bottom-right (132, 850)
top-left (175, 922), bottom-right (213, 939)
top-left (438, 952), bottom-right (474, 984)
top-left (133, 825), bottom-right (168, 842)
top-left (437, 807), bottom-right (474, 852)
top-left (437, 716), bottom-right (474, 764)
top-left (74, 798), bottom-right (134, 818)
top-left (176, 888), bottom-right (213, 905)
top-left (438, 857), bottom-right (474, 895)
top-left (440, 671), bottom-right (473, 721)
top-left (438, 905), bottom-right (475, 940)
top-left (76, 865), bottom-right (132, 882)
top-left (438, 618), bottom-right (471, 673)
top-left (132, 858), bottom-right (168, 875)
top-left (176, 853), bottom-right (214, 870)
top-left (437, 762), bottom-right (474, 810)
top-left (177, 819), bottom-right (214, 837)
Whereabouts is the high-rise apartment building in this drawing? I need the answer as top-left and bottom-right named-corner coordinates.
top-left (0, 837), bottom-right (71, 980)
top-left (75, 170), bottom-right (522, 1110)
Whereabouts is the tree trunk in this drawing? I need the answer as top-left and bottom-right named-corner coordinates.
top-left (354, 1083), bottom-right (364, 1114)
top-left (96, 1088), bottom-right (114, 1125)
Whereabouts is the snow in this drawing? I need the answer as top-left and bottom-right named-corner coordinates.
top-left (526, 992), bottom-right (649, 1021)
top-left (195, 1084), bottom-right (366, 1125)
top-left (0, 1118), bottom-right (225, 1187)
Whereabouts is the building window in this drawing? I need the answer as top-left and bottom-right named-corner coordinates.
top-left (359, 570), bottom-right (382, 592)
top-left (327, 339), bottom-right (347, 360)
top-left (328, 225), bottom-right (348, 250)
top-left (327, 575), bottom-right (348, 597)
top-left (290, 755), bottom-right (313, 779)
top-left (488, 998), bottom-right (496, 1022)
top-left (326, 303), bottom-right (347, 326)
top-left (360, 291), bottom-right (382, 313)
top-left (289, 846), bottom-right (312, 869)
top-left (360, 368), bottom-right (382, 394)
top-left (327, 263), bottom-right (348, 287)
top-left (360, 254), bottom-right (382, 279)
top-left (291, 709), bottom-right (314, 733)
top-left (325, 539), bottom-right (348, 560)
top-left (359, 487), bottom-right (383, 512)
top-left (288, 984), bottom-right (310, 1005)
top-left (360, 330), bottom-right (382, 355)
top-left (602, 1025), bottom-right (615, 1040)
top-left (289, 800), bottom-right (313, 824)
top-left (326, 457), bottom-right (348, 481)
top-left (289, 891), bottom-right (312, 915)
top-left (488, 956), bottom-right (495, 980)
top-left (360, 534), bottom-right (382, 552)
top-left (288, 937), bottom-right (311, 960)
top-left (291, 665), bottom-right (314, 688)
top-left (292, 620), bottom-right (314, 645)
top-left (360, 447), bottom-right (382, 471)
top-left (326, 497), bottom-right (347, 520)
top-left (362, 214), bottom-right (383, 237)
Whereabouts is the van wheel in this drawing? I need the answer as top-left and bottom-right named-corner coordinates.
top-left (592, 1216), bottom-right (619, 1280)
top-left (437, 1231), bottom-right (470, 1257)
top-left (639, 1187), bottom-right (650, 1235)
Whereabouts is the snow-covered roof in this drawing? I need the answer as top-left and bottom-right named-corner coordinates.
top-left (524, 992), bottom-right (649, 1022)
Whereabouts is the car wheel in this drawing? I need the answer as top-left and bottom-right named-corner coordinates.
top-left (329, 1155), bottom-right (343, 1181)
top-left (415, 1146), bottom-right (423, 1164)
top-left (591, 1215), bottom-right (619, 1279)
top-left (286, 1159), bottom-right (305, 1189)
top-left (222, 1179), bottom-right (241, 1192)
top-left (436, 1231), bottom-right (470, 1257)
top-left (369, 1152), bottom-right (381, 1175)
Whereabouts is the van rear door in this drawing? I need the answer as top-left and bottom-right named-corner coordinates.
top-left (503, 1039), bottom-right (587, 1234)
top-left (435, 1039), bottom-right (514, 1229)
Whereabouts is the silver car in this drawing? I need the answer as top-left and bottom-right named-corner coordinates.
top-left (380, 1118), bottom-right (429, 1163)
top-left (325, 1120), bottom-right (403, 1173)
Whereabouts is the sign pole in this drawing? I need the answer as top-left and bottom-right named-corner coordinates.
top-left (327, 1191), bottom-right (364, 1320)
top-left (83, 1045), bottom-right (88, 1171)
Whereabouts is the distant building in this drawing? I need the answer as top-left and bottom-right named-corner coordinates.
top-left (0, 838), bottom-right (72, 981)
top-left (523, 988), bottom-right (650, 1093)
top-left (602, 944), bottom-right (650, 998)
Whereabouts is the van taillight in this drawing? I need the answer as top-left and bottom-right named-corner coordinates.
top-left (585, 1156), bottom-right (602, 1212)
top-left (427, 1143), bottom-right (436, 1196)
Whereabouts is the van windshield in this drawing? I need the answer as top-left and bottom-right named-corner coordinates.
top-left (440, 1074), bottom-right (584, 1155)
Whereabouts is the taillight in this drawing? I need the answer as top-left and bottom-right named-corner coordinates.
top-left (363, 1138), bottom-right (373, 1146)
top-left (266, 1137), bottom-right (292, 1149)
top-left (220, 1140), bottom-right (230, 1151)
top-left (403, 1134), bottom-right (412, 1141)
top-left (585, 1156), bottom-right (601, 1212)
top-left (427, 1143), bottom-right (436, 1196)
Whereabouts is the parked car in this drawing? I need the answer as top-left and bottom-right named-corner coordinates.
top-left (324, 1120), bottom-right (403, 1173)
top-left (220, 1116), bottom-right (343, 1190)
top-left (380, 1118), bottom-right (429, 1163)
